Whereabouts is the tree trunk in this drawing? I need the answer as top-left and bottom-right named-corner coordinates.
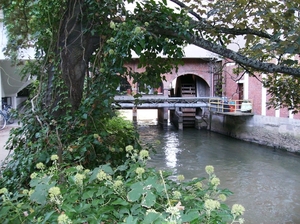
top-left (45, 0), bottom-right (99, 117)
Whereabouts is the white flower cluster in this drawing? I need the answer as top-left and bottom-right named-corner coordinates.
top-left (48, 186), bottom-right (63, 205)
top-left (204, 199), bottom-right (220, 216)
top-left (57, 213), bottom-right (72, 224)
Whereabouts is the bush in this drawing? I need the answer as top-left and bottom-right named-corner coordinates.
top-left (0, 146), bottom-right (244, 224)
top-left (0, 114), bottom-right (139, 191)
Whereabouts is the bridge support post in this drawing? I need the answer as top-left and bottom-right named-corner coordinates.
top-left (132, 107), bottom-right (137, 126)
top-left (157, 108), bottom-right (168, 128)
top-left (195, 116), bottom-right (208, 129)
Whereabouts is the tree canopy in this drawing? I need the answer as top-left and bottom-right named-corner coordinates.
top-left (1, 0), bottom-right (300, 112)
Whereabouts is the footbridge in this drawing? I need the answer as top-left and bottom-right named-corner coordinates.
top-left (114, 95), bottom-right (211, 129)
top-left (113, 95), bottom-right (210, 109)
top-left (113, 95), bottom-right (254, 130)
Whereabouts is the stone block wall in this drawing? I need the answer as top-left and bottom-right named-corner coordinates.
top-left (210, 114), bottom-right (300, 153)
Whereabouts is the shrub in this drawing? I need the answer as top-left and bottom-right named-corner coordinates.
top-left (0, 114), bottom-right (139, 191)
top-left (0, 146), bottom-right (244, 224)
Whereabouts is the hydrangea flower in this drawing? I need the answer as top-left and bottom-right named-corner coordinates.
top-left (166, 206), bottom-right (180, 218)
top-left (49, 187), bottom-right (62, 205)
top-left (74, 173), bottom-right (85, 186)
top-left (139, 150), bottom-right (149, 160)
top-left (57, 213), bottom-right (72, 224)
top-left (109, 21), bottom-right (116, 29)
top-left (218, 194), bottom-right (227, 202)
top-left (30, 172), bottom-right (38, 179)
top-left (134, 26), bottom-right (142, 34)
top-left (173, 191), bottom-right (182, 199)
top-left (83, 169), bottom-right (90, 175)
top-left (125, 145), bottom-right (134, 152)
top-left (211, 177), bottom-right (220, 186)
top-left (51, 154), bottom-right (59, 161)
top-left (135, 167), bottom-right (145, 177)
top-left (177, 175), bottom-right (185, 182)
top-left (49, 187), bottom-right (61, 196)
top-left (231, 204), bottom-right (245, 216)
top-left (28, 190), bottom-right (34, 196)
top-left (204, 199), bottom-right (220, 215)
top-left (36, 162), bottom-right (45, 170)
top-left (205, 165), bottom-right (214, 175)
top-left (22, 189), bottom-right (29, 195)
top-left (0, 188), bottom-right (8, 194)
top-left (194, 181), bottom-right (202, 189)
top-left (113, 180), bottom-right (123, 189)
top-left (76, 165), bottom-right (84, 172)
top-left (97, 170), bottom-right (111, 181)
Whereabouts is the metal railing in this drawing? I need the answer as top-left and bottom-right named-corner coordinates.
top-left (209, 98), bottom-right (253, 113)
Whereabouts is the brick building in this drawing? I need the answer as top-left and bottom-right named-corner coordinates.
top-left (223, 61), bottom-right (300, 119)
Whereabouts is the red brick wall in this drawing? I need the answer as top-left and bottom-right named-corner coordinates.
top-left (126, 58), bottom-right (212, 95)
top-left (125, 58), bottom-right (300, 120)
top-left (248, 75), bottom-right (263, 115)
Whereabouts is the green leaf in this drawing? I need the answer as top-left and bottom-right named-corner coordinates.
top-left (116, 164), bottom-right (128, 171)
top-left (182, 210), bottom-right (200, 222)
top-left (35, 132), bottom-right (41, 138)
top-left (91, 199), bottom-right (104, 207)
top-left (127, 182), bottom-right (144, 202)
top-left (89, 167), bottom-right (101, 183)
top-left (0, 207), bottom-right (11, 218)
top-left (141, 191), bottom-right (156, 208)
top-left (80, 203), bottom-right (91, 211)
top-left (122, 215), bottom-right (138, 224)
top-left (41, 211), bottom-right (56, 224)
top-left (100, 164), bottom-right (114, 175)
top-left (61, 204), bottom-right (77, 214)
top-left (96, 186), bottom-right (107, 197)
top-left (143, 211), bottom-right (162, 224)
top-left (112, 198), bottom-right (129, 206)
top-left (82, 113), bottom-right (88, 119)
top-left (30, 180), bottom-right (56, 205)
top-left (82, 189), bottom-right (96, 199)
top-left (142, 212), bottom-right (164, 224)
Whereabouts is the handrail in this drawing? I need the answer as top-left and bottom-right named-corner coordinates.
top-left (209, 98), bottom-right (253, 113)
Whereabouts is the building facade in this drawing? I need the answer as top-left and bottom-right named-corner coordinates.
top-left (0, 10), bottom-right (33, 110)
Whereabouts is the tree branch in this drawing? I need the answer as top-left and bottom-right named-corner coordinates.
top-left (186, 34), bottom-right (300, 77)
top-left (170, 0), bottom-right (274, 40)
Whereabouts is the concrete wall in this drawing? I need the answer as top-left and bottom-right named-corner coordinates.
top-left (210, 114), bottom-right (300, 152)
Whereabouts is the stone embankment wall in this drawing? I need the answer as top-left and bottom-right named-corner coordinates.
top-left (210, 114), bottom-right (300, 153)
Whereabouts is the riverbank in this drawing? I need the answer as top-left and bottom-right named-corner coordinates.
top-left (210, 114), bottom-right (300, 153)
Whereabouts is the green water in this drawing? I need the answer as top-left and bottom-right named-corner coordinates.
top-left (138, 125), bottom-right (300, 224)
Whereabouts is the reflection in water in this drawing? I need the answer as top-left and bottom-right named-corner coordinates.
top-left (138, 125), bottom-right (300, 224)
top-left (164, 132), bottom-right (180, 169)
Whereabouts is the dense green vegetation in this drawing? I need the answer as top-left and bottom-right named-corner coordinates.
top-left (1, 148), bottom-right (245, 223)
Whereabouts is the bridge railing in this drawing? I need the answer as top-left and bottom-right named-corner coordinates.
top-left (209, 98), bottom-right (253, 113)
top-left (114, 95), bottom-right (212, 103)
top-left (113, 95), bottom-right (212, 108)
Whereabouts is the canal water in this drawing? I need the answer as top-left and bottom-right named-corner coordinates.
top-left (137, 124), bottom-right (300, 224)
